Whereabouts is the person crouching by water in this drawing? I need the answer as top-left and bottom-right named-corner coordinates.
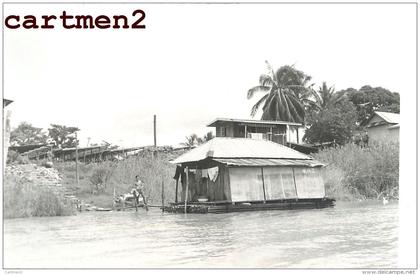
top-left (132, 175), bottom-right (149, 211)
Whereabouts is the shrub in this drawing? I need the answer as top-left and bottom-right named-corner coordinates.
top-left (3, 174), bottom-right (76, 219)
top-left (313, 142), bottom-right (399, 200)
top-left (110, 155), bottom-right (177, 205)
top-left (6, 150), bottom-right (19, 163)
top-left (89, 164), bottom-right (114, 193)
top-left (53, 152), bottom-right (180, 208)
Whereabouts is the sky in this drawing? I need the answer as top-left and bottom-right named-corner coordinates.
top-left (3, 3), bottom-right (417, 148)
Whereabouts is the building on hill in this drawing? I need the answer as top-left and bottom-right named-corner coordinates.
top-left (364, 111), bottom-right (399, 143)
top-left (207, 118), bottom-right (305, 145)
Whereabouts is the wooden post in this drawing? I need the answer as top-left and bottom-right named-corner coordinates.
top-left (244, 125), bottom-right (247, 138)
top-left (175, 178), bottom-right (179, 203)
top-left (292, 167), bottom-right (298, 198)
top-left (184, 167), bottom-right (189, 214)
top-left (261, 167), bottom-right (266, 203)
top-left (153, 115), bottom-right (157, 147)
top-left (75, 131), bottom-right (79, 185)
top-left (161, 179), bottom-right (165, 212)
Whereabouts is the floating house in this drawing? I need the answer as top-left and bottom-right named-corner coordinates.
top-left (166, 137), bottom-right (334, 213)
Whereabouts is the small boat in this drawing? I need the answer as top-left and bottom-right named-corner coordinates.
top-left (95, 207), bottom-right (112, 212)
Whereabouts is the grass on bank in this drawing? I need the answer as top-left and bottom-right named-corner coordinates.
top-left (5, 142), bottom-right (398, 217)
top-left (4, 174), bottom-right (76, 219)
top-left (313, 142), bottom-right (399, 201)
top-left (55, 152), bottom-right (179, 208)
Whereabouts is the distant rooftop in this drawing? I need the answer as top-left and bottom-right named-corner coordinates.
top-left (365, 111), bottom-right (400, 128)
top-left (207, 118), bottom-right (302, 127)
top-left (374, 111), bottom-right (400, 124)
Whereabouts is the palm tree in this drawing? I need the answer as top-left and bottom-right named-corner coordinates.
top-left (181, 134), bottom-right (202, 147)
top-left (247, 61), bottom-right (312, 123)
top-left (309, 82), bottom-right (345, 112)
top-left (181, 132), bottom-right (213, 147)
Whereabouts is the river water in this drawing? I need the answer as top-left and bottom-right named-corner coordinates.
top-left (3, 201), bottom-right (398, 268)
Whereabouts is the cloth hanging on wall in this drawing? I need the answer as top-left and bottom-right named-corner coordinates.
top-left (201, 169), bottom-right (208, 179)
top-left (207, 167), bottom-right (219, 182)
top-left (173, 165), bottom-right (186, 183)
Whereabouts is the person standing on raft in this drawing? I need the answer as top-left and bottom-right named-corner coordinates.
top-left (132, 175), bottom-right (149, 211)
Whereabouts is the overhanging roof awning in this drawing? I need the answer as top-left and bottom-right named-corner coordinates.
top-left (213, 158), bottom-right (324, 167)
top-left (207, 118), bottom-right (302, 127)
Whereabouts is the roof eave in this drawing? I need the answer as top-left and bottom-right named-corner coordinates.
top-left (207, 118), bottom-right (302, 127)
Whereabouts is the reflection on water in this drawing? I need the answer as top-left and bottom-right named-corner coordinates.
top-left (4, 201), bottom-right (398, 268)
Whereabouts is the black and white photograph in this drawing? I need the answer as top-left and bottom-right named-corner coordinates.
top-left (1, 1), bottom-right (418, 272)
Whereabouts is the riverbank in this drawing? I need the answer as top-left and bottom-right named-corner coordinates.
top-left (4, 164), bottom-right (76, 218)
top-left (313, 142), bottom-right (399, 201)
top-left (4, 142), bottom-right (398, 218)
top-left (57, 142), bottom-right (398, 209)
top-left (54, 151), bottom-right (179, 209)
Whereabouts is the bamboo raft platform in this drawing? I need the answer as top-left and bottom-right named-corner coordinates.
top-left (163, 198), bottom-right (335, 214)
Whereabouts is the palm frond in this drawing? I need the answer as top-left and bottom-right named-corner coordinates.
top-left (265, 60), bottom-right (276, 82)
top-left (287, 95), bottom-right (305, 123)
top-left (247, 86), bottom-right (270, 99)
top-left (259, 74), bottom-right (274, 87)
top-left (261, 92), bottom-right (277, 120)
top-left (277, 89), bottom-right (292, 122)
top-left (250, 94), bottom-right (269, 117)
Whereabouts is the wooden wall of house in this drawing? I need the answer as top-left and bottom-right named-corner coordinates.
top-left (233, 125), bottom-right (245, 138)
top-left (293, 167), bottom-right (325, 198)
top-left (228, 166), bottom-right (325, 202)
top-left (272, 126), bottom-right (287, 145)
top-left (229, 167), bottom-right (265, 201)
top-left (215, 123), bottom-right (235, 137)
top-left (367, 125), bottom-right (399, 144)
top-left (263, 167), bottom-right (297, 200)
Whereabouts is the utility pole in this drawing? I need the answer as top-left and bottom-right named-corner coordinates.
top-left (75, 131), bottom-right (79, 185)
top-left (153, 114), bottom-right (157, 147)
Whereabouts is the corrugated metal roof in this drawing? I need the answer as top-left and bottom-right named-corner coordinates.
top-left (374, 111), bottom-right (400, 124)
top-left (171, 137), bottom-right (313, 164)
top-left (213, 158), bottom-right (324, 167)
top-left (207, 118), bottom-right (302, 127)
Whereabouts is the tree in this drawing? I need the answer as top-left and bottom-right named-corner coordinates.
top-left (308, 82), bottom-right (346, 112)
top-left (304, 98), bottom-right (358, 145)
top-left (181, 134), bottom-right (202, 147)
top-left (48, 124), bottom-right (79, 148)
top-left (10, 122), bottom-right (48, 146)
top-left (247, 61), bottom-right (312, 123)
top-left (181, 132), bottom-right (214, 147)
top-left (203, 131), bottom-right (214, 142)
top-left (337, 86), bottom-right (400, 126)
